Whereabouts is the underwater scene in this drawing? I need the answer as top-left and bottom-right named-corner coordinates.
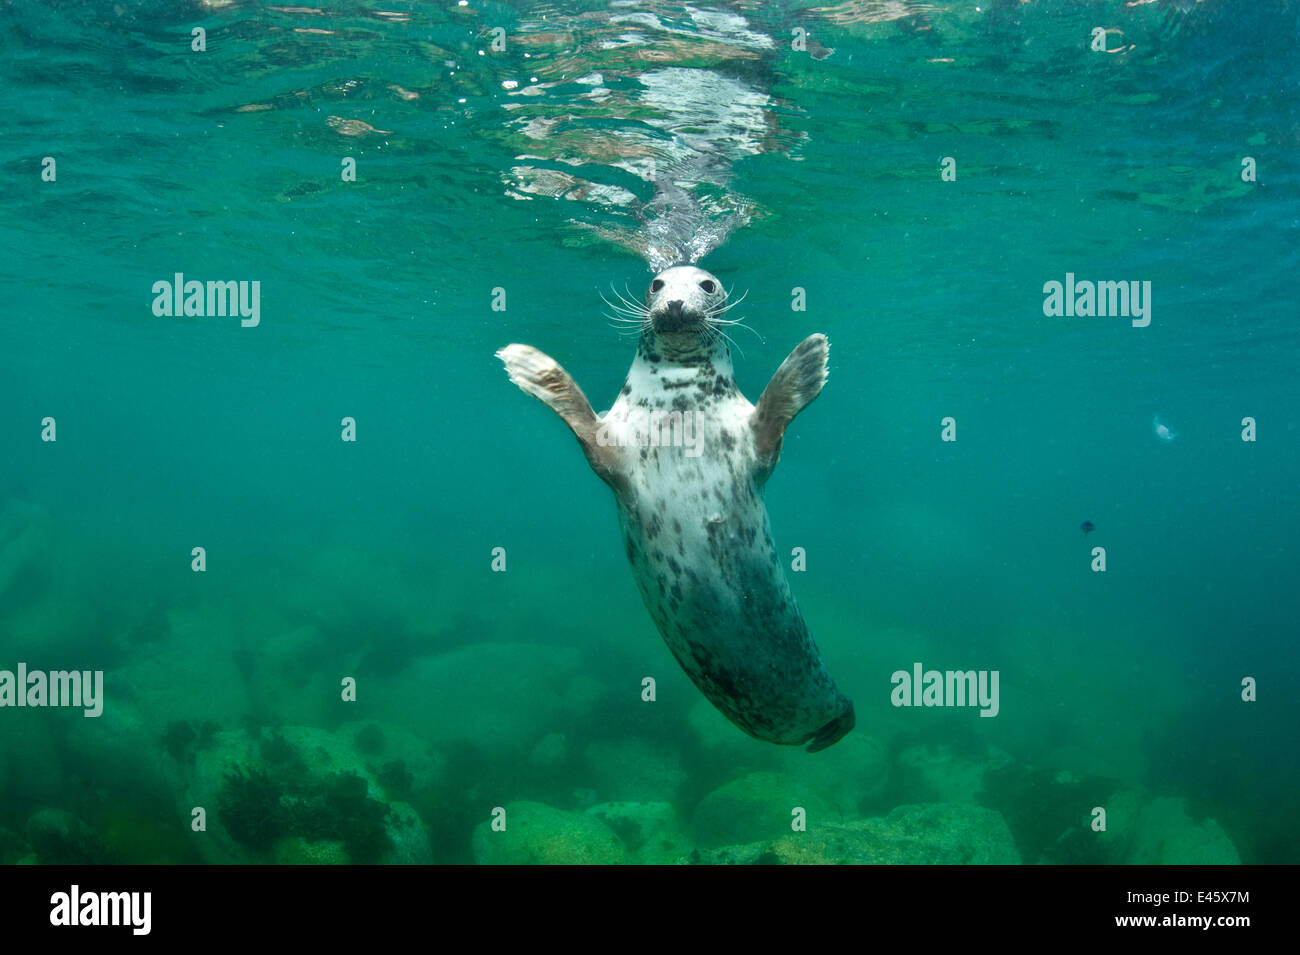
top-left (1, 0), bottom-right (1297, 867)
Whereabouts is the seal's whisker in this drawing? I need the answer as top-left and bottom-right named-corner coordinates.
top-left (705, 322), bottom-right (744, 359)
top-left (715, 288), bottom-right (748, 313)
top-left (600, 290), bottom-right (649, 324)
top-left (621, 282), bottom-right (646, 311)
top-left (610, 283), bottom-right (648, 317)
top-left (600, 289), bottom-right (635, 310)
top-left (601, 306), bottom-right (645, 322)
top-left (710, 316), bottom-right (764, 344)
top-left (726, 320), bottom-right (765, 345)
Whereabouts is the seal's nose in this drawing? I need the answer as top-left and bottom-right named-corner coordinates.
top-left (654, 298), bottom-right (695, 333)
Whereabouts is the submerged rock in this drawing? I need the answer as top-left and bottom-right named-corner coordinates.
top-left (692, 803), bottom-right (1021, 865)
top-left (112, 607), bottom-right (251, 728)
top-left (273, 836), bottom-right (349, 865)
top-left (366, 642), bottom-right (599, 759)
top-left (182, 725), bottom-right (432, 865)
top-left (897, 743), bottom-right (1011, 804)
top-left (336, 720), bottom-right (446, 800)
top-left (472, 801), bottom-right (627, 865)
top-left (24, 808), bottom-right (112, 865)
top-left (691, 771), bottom-right (846, 849)
top-left (1043, 788), bottom-right (1242, 865)
top-left (242, 624), bottom-right (345, 728)
top-left (585, 801), bottom-right (692, 864)
top-left (58, 699), bottom-right (174, 803)
top-left (771, 732), bottom-right (892, 815)
top-left (582, 737), bottom-right (688, 803)
top-left (1127, 796), bottom-right (1241, 865)
top-left (528, 732), bottom-right (569, 770)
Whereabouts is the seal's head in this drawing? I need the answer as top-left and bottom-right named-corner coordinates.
top-left (643, 265), bottom-right (726, 334)
top-left (633, 265), bottom-right (732, 364)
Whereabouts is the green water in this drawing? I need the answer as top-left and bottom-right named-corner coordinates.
top-left (1, 0), bottom-right (1297, 864)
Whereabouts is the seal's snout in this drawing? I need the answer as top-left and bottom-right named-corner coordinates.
top-left (654, 299), bottom-right (690, 332)
top-left (651, 297), bottom-right (703, 334)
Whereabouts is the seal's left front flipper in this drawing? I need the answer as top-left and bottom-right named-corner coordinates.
top-left (752, 333), bottom-right (829, 468)
top-left (496, 343), bottom-right (623, 487)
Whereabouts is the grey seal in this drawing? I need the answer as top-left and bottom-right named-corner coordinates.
top-left (497, 265), bottom-right (854, 751)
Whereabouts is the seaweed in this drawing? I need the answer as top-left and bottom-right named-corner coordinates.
top-left (259, 729), bottom-right (310, 781)
top-left (376, 759), bottom-right (413, 798)
top-left (217, 762), bottom-right (393, 864)
top-left (217, 767), bottom-right (285, 851)
top-left (285, 771), bottom-right (392, 864)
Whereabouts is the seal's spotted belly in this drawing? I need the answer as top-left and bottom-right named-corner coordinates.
top-left (615, 442), bottom-right (850, 747)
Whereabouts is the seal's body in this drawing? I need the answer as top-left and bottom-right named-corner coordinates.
top-left (498, 265), bottom-right (854, 751)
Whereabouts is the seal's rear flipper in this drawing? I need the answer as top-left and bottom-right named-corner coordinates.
top-left (753, 333), bottom-right (829, 468)
top-left (496, 344), bottom-right (624, 488)
top-left (804, 699), bottom-right (854, 753)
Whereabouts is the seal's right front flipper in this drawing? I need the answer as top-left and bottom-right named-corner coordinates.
top-left (496, 344), bottom-right (623, 488)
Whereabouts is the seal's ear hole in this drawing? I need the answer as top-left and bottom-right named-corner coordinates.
top-left (700, 280), bottom-right (717, 293)
top-left (651, 279), bottom-right (665, 293)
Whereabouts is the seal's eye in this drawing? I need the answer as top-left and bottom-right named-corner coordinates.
top-left (700, 280), bottom-right (717, 294)
top-left (650, 279), bottom-right (664, 293)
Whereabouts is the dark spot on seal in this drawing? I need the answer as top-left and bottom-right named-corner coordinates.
top-left (718, 429), bottom-right (735, 452)
top-left (621, 383), bottom-right (632, 395)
